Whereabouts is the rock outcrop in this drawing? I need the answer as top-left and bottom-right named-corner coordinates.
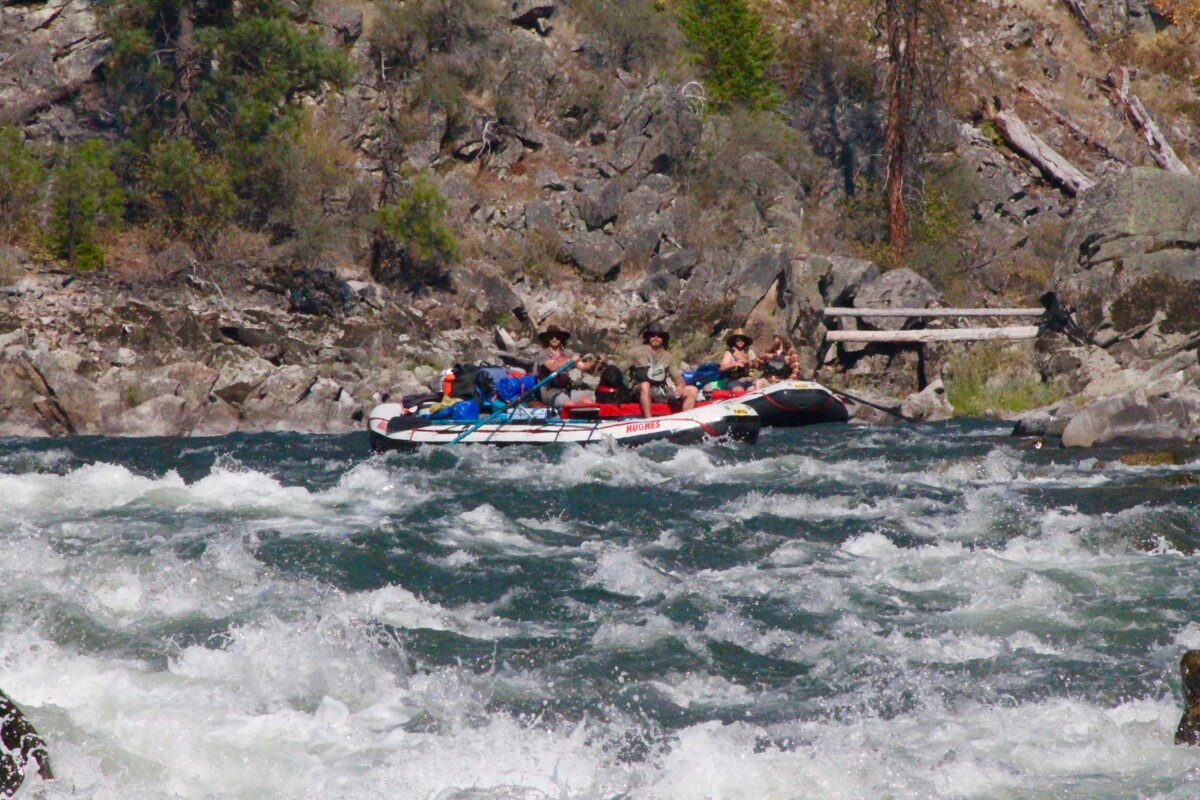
top-left (1049, 169), bottom-right (1200, 357)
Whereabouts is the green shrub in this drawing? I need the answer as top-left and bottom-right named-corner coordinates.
top-left (371, 0), bottom-right (492, 124)
top-left (0, 125), bottom-right (45, 240)
top-left (136, 138), bottom-right (235, 244)
top-left (47, 139), bottom-right (124, 270)
top-left (372, 172), bottom-right (459, 287)
top-left (262, 116), bottom-right (373, 260)
top-left (906, 160), bottom-right (979, 294)
top-left (684, 108), bottom-right (819, 211)
top-left (943, 342), bottom-right (1064, 417)
top-left (104, 0), bottom-right (351, 233)
top-left (371, 0), bottom-right (493, 67)
top-left (677, 0), bottom-right (779, 111)
top-left (571, 0), bottom-right (682, 72)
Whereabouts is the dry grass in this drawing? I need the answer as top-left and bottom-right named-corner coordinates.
top-left (0, 248), bottom-right (28, 284)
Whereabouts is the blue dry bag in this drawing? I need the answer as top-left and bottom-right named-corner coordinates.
top-left (496, 375), bottom-right (536, 402)
top-left (450, 399), bottom-right (480, 420)
top-left (687, 362), bottom-right (722, 387)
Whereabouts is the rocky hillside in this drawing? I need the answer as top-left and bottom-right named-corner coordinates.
top-left (2, 0), bottom-right (1199, 444)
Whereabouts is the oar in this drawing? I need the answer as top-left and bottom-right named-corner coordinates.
top-left (835, 388), bottom-right (920, 424)
top-left (449, 360), bottom-right (575, 444)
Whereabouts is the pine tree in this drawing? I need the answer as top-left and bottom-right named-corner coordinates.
top-left (48, 140), bottom-right (123, 270)
top-left (677, 0), bottom-right (778, 111)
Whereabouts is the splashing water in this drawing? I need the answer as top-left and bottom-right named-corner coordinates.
top-left (1, 422), bottom-right (1198, 799)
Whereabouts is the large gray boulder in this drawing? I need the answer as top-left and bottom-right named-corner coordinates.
top-left (816, 255), bottom-right (881, 308)
top-left (568, 231), bottom-right (624, 280)
top-left (852, 269), bottom-right (941, 331)
top-left (1061, 362), bottom-right (1200, 447)
top-left (1049, 169), bottom-right (1200, 360)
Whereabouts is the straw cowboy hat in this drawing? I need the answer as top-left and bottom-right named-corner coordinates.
top-left (537, 324), bottom-right (572, 346)
top-left (641, 322), bottom-right (671, 346)
top-left (725, 328), bottom-right (753, 348)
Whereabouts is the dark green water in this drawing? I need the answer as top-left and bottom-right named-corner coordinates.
top-left (1, 422), bottom-right (1198, 798)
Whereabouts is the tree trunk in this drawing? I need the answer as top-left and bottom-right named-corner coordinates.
top-left (173, 0), bottom-right (197, 136)
top-left (1061, 0), bottom-right (1098, 43)
top-left (987, 101), bottom-right (1096, 196)
top-left (1105, 67), bottom-right (1191, 175)
top-left (883, 0), bottom-right (918, 257)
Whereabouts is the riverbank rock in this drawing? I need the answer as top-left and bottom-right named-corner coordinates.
top-left (0, 689), bottom-right (52, 796)
top-left (1178, 650), bottom-right (1200, 746)
top-left (1010, 398), bottom-right (1080, 438)
top-left (901, 379), bottom-right (953, 422)
top-left (1060, 363), bottom-right (1200, 447)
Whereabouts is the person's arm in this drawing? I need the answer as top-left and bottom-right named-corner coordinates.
top-left (719, 350), bottom-right (736, 371)
top-left (670, 356), bottom-right (687, 394)
top-left (576, 353), bottom-right (602, 373)
top-left (787, 350), bottom-right (800, 379)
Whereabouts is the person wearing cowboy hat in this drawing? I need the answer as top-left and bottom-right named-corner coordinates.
top-left (621, 321), bottom-right (698, 418)
top-left (535, 324), bottom-right (600, 410)
top-left (719, 328), bottom-right (759, 390)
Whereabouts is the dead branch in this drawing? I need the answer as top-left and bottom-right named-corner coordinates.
top-left (1018, 82), bottom-right (1126, 163)
top-left (1105, 67), bottom-right (1191, 175)
top-left (985, 98), bottom-right (1096, 196)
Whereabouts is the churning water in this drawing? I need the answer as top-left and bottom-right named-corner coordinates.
top-left (1, 422), bottom-right (1198, 799)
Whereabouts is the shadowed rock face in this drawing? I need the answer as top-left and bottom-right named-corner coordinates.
top-left (1178, 650), bottom-right (1200, 746)
top-left (0, 689), bottom-right (52, 797)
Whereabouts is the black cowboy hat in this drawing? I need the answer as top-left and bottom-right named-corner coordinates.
top-left (538, 324), bottom-right (572, 346)
top-left (725, 328), bottom-right (753, 348)
top-left (641, 322), bottom-right (670, 346)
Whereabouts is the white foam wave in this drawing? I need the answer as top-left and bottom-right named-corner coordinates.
top-left (639, 695), bottom-right (1191, 800)
top-left (0, 463), bottom-right (186, 517)
top-left (0, 459), bottom-right (432, 545)
top-left (350, 584), bottom-right (530, 641)
top-left (583, 545), bottom-right (676, 599)
top-left (709, 490), bottom-right (947, 525)
top-left (436, 504), bottom-right (576, 556)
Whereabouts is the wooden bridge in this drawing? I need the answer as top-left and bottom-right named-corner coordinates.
top-left (814, 306), bottom-right (1049, 386)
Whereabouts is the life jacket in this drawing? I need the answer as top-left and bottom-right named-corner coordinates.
top-left (721, 350), bottom-right (750, 380)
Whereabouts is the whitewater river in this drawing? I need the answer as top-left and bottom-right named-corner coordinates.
top-left (1, 421), bottom-right (1198, 799)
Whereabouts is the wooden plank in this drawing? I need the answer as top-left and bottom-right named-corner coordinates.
top-left (823, 307), bottom-right (1044, 318)
top-left (825, 326), bottom-right (1041, 343)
